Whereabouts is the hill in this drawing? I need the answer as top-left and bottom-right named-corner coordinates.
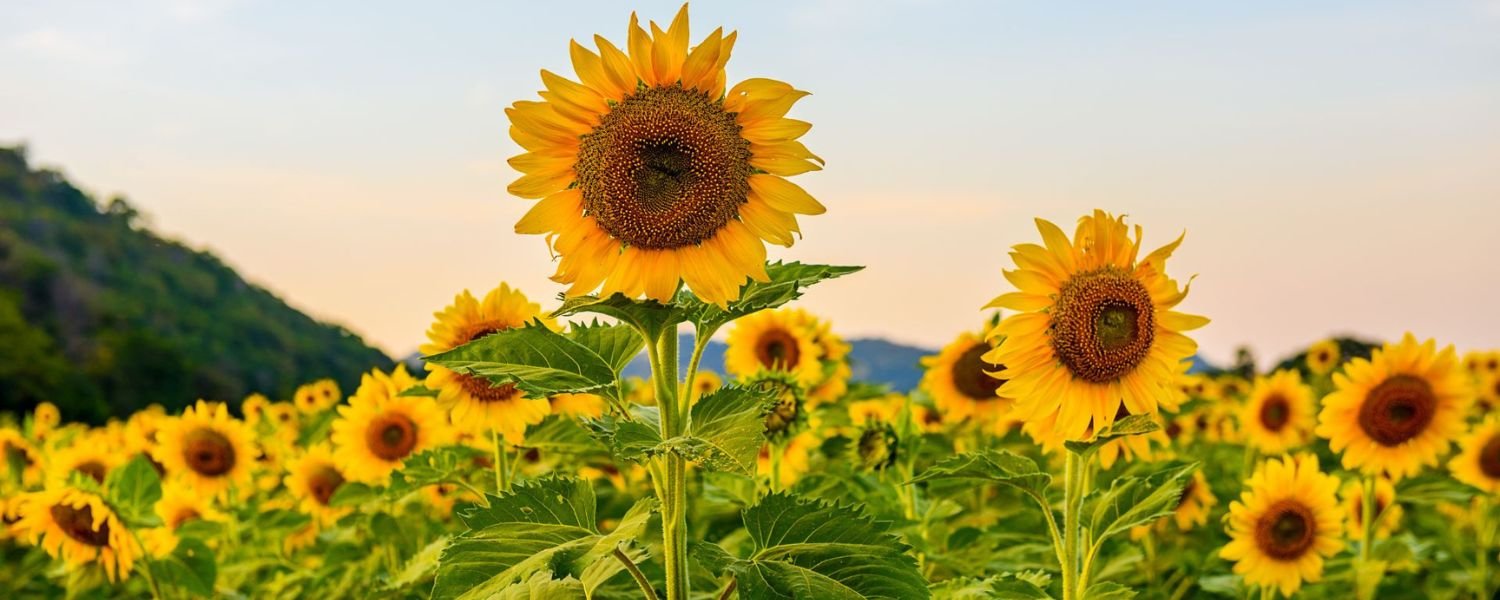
top-left (0, 146), bottom-right (391, 423)
top-left (615, 333), bottom-right (933, 392)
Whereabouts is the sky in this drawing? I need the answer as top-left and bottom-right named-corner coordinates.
top-left (2, 0), bottom-right (1498, 367)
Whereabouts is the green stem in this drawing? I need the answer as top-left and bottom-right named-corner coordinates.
top-left (651, 328), bottom-right (689, 600)
top-left (1143, 530), bottom-right (1158, 587)
top-left (454, 480), bottom-right (491, 507)
top-left (614, 547), bottom-right (659, 600)
top-left (681, 328), bottom-right (713, 413)
top-left (1477, 497), bottom-right (1494, 600)
top-left (1061, 452), bottom-right (1084, 600)
top-left (1355, 476), bottom-right (1379, 600)
top-left (128, 528), bottom-right (166, 600)
top-left (492, 428), bottom-right (509, 493)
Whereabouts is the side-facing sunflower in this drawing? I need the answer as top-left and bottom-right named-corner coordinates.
top-left (1339, 476), bottom-right (1403, 540)
top-left (987, 211), bottom-right (1207, 441)
top-left (921, 327), bottom-right (1012, 434)
top-left (332, 366), bottom-right (452, 484)
top-left (1316, 334), bottom-right (1471, 479)
top-left (14, 487), bottom-right (136, 582)
top-left (1242, 370), bottom-right (1316, 455)
top-left (284, 443), bottom-right (352, 526)
top-left (47, 436), bottom-right (125, 486)
top-left (1449, 415), bottom-right (1500, 493)
top-left (1219, 454), bottom-right (1344, 597)
top-left (153, 401), bottom-right (256, 497)
top-left (725, 308), bottom-right (824, 387)
top-left (1307, 339), bottom-right (1342, 376)
top-left (507, 4), bottom-right (826, 306)
top-left (422, 283), bottom-right (555, 444)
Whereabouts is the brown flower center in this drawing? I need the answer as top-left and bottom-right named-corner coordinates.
top-left (307, 465), bottom-right (346, 506)
top-left (575, 84), bottom-right (752, 250)
top-left (1049, 267), bottom-right (1156, 384)
top-left (764, 391), bottom-right (800, 435)
top-left (182, 427), bottom-right (236, 477)
top-left (49, 503), bottom-right (111, 547)
top-left (1358, 374), bottom-right (1436, 447)
top-left (1176, 478), bottom-right (1197, 510)
top-left (1255, 500), bottom-right (1317, 560)
top-left (1259, 395), bottom-right (1292, 432)
top-left (456, 325), bottom-right (521, 404)
top-left (74, 460), bottom-right (107, 484)
top-left (365, 413), bottom-right (418, 461)
top-left (3, 441), bottom-right (33, 467)
top-left (952, 342), bottom-right (1004, 401)
top-left (754, 328), bottom-right (802, 371)
top-left (1479, 434), bottom-right (1500, 479)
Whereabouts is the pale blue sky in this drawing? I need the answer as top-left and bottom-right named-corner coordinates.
top-left (3, 1), bottom-right (1498, 365)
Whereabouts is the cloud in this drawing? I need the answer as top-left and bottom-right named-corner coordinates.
top-left (9, 28), bottom-right (125, 66)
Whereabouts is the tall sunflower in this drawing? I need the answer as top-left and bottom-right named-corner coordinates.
top-left (153, 401), bottom-right (256, 497)
top-left (1448, 415), bottom-right (1500, 493)
top-left (1315, 334), bottom-right (1471, 479)
top-left (1219, 454), bottom-right (1344, 597)
top-left (920, 327), bottom-right (1013, 433)
top-left (725, 308), bottom-right (824, 387)
top-left (507, 4), bottom-right (825, 306)
top-left (14, 487), bottom-right (137, 582)
top-left (421, 282), bottom-right (555, 444)
top-left (1306, 339), bottom-right (1341, 376)
top-left (332, 366), bottom-right (452, 483)
top-left (986, 211), bottom-right (1207, 441)
top-left (1241, 370), bottom-right (1316, 455)
top-left (284, 443), bottom-right (352, 526)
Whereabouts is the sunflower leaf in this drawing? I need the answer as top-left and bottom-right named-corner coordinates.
top-left (424, 320), bottom-right (619, 398)
top-left (564, 320), bottom-right (646, 375)
top-left (157, 537), bottom-right (217, 598)
top-left (929, 572), bottom-right (1055, 600)
top-left (910, 449), bottom-right (1052, 500)
top-left (585, 407), bottom-right (663, 465)
top-left (678, 262), bottom-right (863, 336)
top-left (1082, 581), bottom-right (1137, 600)
top-left (553, 293), bottom-right (688, 341)
top-left (724, 491), bottom-right (930, 600)
top-left (522, 415), bottom-right (605, 455)
top-left (1084, 461), bottom-right (1197, 545)
top-left (495, 572), bottom-right (587, 600)
top-left (1063, 414), bottom-right (1161, 457)
top-left (103, 455), bottom-right (163, 528)
top-left (685, 386), bottom-right (770, 476)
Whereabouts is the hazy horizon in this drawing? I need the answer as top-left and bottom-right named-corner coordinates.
top-left (4, 1), bottom-right (1499, 367)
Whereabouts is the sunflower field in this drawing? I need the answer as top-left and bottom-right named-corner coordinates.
top-left (3, 5), bottom-right (1499, 600)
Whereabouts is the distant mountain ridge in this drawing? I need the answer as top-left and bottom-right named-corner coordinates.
top-left (615, 333), bottom-right (934, 392)
top-left (0, 146), bottom-right (392, 422)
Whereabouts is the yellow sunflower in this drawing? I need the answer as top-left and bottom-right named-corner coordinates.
top-left (725, 308), bottom-right (824, 387)
top-left (550, 393), bottom-right (607, 419)
top-left (1474, 372), bottom-right (1500, 414)
top-left (331, 366), bottom-right (452, 484)
top-left (921, 328), bottom-right (1012, 433)
top-left (265, 402), bottom-right (299, 440)
top-left (1463, 350), bottom-right (1500, 378)
top-left (1172, 470), bottom-right (1217, 531)
top-left (1217, 375), bottom-right (1251, 402)
top-left (691, 370), bottom-right (723, 402)
top-left (241, 393), bottom-right (270, 424)
top-left (1219, 454), bottom-right (1344, 597)
top-left (1, 494), bottom-right (26, 541)
top-left (152, 400), bottom-right (256, 497)
top-left (47, 436), bottom-right (125, 486)
top-left (759, 432), bottom-right (817, 489)
top-left (1242, 370), bottom-right (1316, 455)
top-left (987, 211), bottom-right (1207, 441)
top-left (123, 406), bottom-right (166, 457)
top-left (294, 379), bottom-right (341, 414)
top-left (1, 428), bottom-right (44, 486)
top-left (142, 480), bottom-right (224, 557)
top-left (284, 443), bottom-right (352, 526)
top-left (1307, 339), bottom-right (1341, 376)
top-left (1448, 415), bottom-right (1500, 493)
top-left (848, 394), bottom-right (906, 425)
top-left (508, 4), bottom-right (825, 306)
top-left (1339, 476), bottom-right (1402, 540)
top-left (14, 487), bottom-right (137, 582)
top-left (808, 325), bottom-right (852, 405)
top-left (33, 402), bottom-right (60, 439)
top-left (422, 282), bottom-right (555, 444)
top-left (1177, 373), bottom-right (1221, 402)
top-left (1315, 334), bottom-right (1471, 479)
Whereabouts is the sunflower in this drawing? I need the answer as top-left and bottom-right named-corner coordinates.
top-left (1219, 454), bottom-right (1344, 597)
top-left (921, 328), bottom-right (1012, 433)
top-left (1307, 339), bottom-right (1341, 376)
top-left (332, 366), bottom-right (452, 484)
top-left (848, 395), bottom-right (905, 425)
top-left (265, 402), bottom-right (299, 440)
top-left (1, 428), bottom-right (43, 486)
top-left (32, 402), bottom-right (60, 439)
top-left (550, 393), bottom-right (607, 419)
top-left (725, 308), bottom-right (824, 387)
top-left (1177, 373), bottom-right (1221, 402)
top-left (1463, 350), bottom-right (1500, 378)
top-left (294, 379), bottom-right (341, 415)
top-left (1339, 476), bottom-right (1402, 540)
top-left (143, 481), bottom-right (224, 557)
top-left (14, 487), bottom-right (137, 582)
top-left (284, 443), bottom-right (351, 526)
top-left (1315, 334), bottom-right (1471, 479)
top-left (422, 283), bottom-right (555, 444)
top-left (152, 401), bottom-right (256, 497)
top-left (1, 494), bottom-right (25, 541)
top-left (47, 436), bottom-right (125, 486)
top-left (1217, 375), bottom-right (1251, 401)
top-left (507, 4), bottom-right (825, 306)
top-left (987, 211), bottom-right (1206, 441)
top-left (759, 432), bottom-right (817, 489)
top-left (691, 370), bottom-right (723, 402)
top-left (808, 325), bottom-right (852, 405)
top-left (241, 393), bottom-right (270, 424)
top-left (1475, 372), bottom-right (1500, 414)
top-left (1172, 470), bottom-right (1217, 531)
top-left (1449, 415), bottom-right (1500, 493)
top-left (1242, 370), bottom-right (1316, 455)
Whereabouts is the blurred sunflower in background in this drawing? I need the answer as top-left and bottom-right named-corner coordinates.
top-left (421, 283), bottom-right (555, 444)
top-left (153, 401), bottom-right (255, 497)
top-left (726, 308), bottom-right (824, 387)
top-left (921, 327), bottom-right (1013, 434)
top-left (240, 393), bottom-right (269, 425)
top-left (690, 370), bottom-right (723, 402)
top-left (508, 4), bottom-right (825, 305)
top-left (1339, 476), bottom-right (1402, 540)
top-left (1241, 370), bottom-right (1316, 454)
top-left (987, 211), bottom-right (1206, 441)
top-left (47, 437), bottom-right (124, 486)
top-left (808, 325), bottom-right (852, 405)
top-left (1448, 415), bottom-right (1500, 493)
top-left (265, 402), bottom-right (299, 441)
top-left (1220, 454), bottom-right (1344, 597)
top-left (294, 379), bottom-right (341, 414)
top-left (1306, 339), bottom-right (1341, 376)
top-left (332, 366), bottom-right (451, 483)
top-left (1462, 350), bottom-right (1500, 378)
top-left (14, 487), bottom-right (136, 582)
top-left (1316, 334), bottom-right (1470, 479)
top-left (1172, 470), bottom-right (1217, 531)
top-left (1, 428), bottom-right (43, 486)
top-left (284, 443), bottom-right (351, 526)
top-left (143, 480), bottom-right (224, 557)
top-left (759, 431), bottom-right (817, 489)
top-left (1474, 372), bottom-right (1500, 414)
top-left (550, 393), bottom-right (606, 419)
top-left (32, 402), bottom-right (60, 439)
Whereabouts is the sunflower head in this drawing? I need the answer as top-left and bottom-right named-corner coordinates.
top-left (855, 423), bottom-right (899, 471)
top-left (508, 4), bottom-right (826, 306)
top-left (15, 487), bottom-right (137, 582)
top-left (1316, 334), bottom-right (1472, 480)
top-left (1219, 454), bottom-right (1344, 597)
top-left (284, 443), bottom-right (352, 526)
top-left (47, 435), bottom-right (125, 487)
top-left (921, 327), bottom-right (1013, 434)
top-left (1, 428), bottom-right (43, 486)
top-left (1340, 476), bottom-right (1403, 540)
top-left (33, 402), bottom-right (61, 436)
top-left (1307, 339), bottom-right (1342, 376)
top-left (1172, 470), bottom-right (1217, 531)
top-left (1462, 349), bottom-right (1500, 378)
top-left (726, 308), bottom-right (826, 387)
top-left (294, 380), bottom-right (341, 414)
top-left (1449, 415), bottom-right (1500, 493)
top-left (987, 211), bottom-right (1207, 441)
top-left (692, 370), bottom-right (724, 400)
top-left (332, 366), bottom-right (452, 483)
top-left (1242, 370), bottom-right (1316, 455)
top-left (1475, 372), bottom-right (1500, 415)
top-left (152, 401), bottom-right (256, 496)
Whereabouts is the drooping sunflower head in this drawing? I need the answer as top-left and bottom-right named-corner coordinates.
top-left (920, 327), bottom-right (1013, 434)
top-left (331, 366), bottom-right (452, 483)
top-left (284, 443), bottom-right (351, 526)
top-left (15, 487), bottom-right (137, 582)
top-left (1306, 339), bottom-right (1342, 376)
top-left (1339, 476), bottom-right (1403, 540)
top-left (421, 282), bottom-right (555, 444)
top-left (1242, 370), bottom-right (1316, 455)
top-left (725, 308), bottom-right (825, 387)
top-left (1219, 454), bottom-right (1344, 597)
top-left (508, 4), bottom-right (826, 306)
top-left (988, 211), bottom-right (1207, 441)
top-left (47, 435), bottom-right (125, 487)
top-left (1449, 415), bottom-right (1500, 494)
top-left (152, 401), bottom-right (256, 496)
top-left (1315, 334), bottom-right (1472, 480)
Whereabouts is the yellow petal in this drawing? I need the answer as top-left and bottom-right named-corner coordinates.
top-left (627, 13), bottom-right (655, 85)
top-left (569, 40), bottom-right (623, 100)
top-left (515, 190), bottom-right (582, 234)
top-left (680, 28), bottom-right (723, 92)
top-left (595, 36), bottom-right (639, 96)
top-left (747, 175), bottom-right (825, 215)
top-left (739, 196), bottom-right (799, 247)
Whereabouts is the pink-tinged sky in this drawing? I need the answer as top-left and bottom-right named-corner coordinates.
top-left (3, 1), bottom-right (1498, 366)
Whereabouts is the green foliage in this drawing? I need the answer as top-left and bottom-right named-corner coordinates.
top-left (424, 320), bottom-right (631, 401)
top-left (679, 386), bottom-right (768, 475)
top-left (1083, 462), bottom-right (1197, 544)
top-left (102, 455), bottom-right (163, 528)
top-left (156, 537), bottom-right (218, 597)
top-left (911, 449), bottom-right (1053, 500)
top-left (1063, 415), bottom-right (1161, 457)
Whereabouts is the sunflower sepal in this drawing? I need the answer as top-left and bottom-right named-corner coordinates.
top-left (423, 319), bottom-right (630, 401)
top-left (101, 455), bottom-right (164, 528)
top-left (1062, 414), bottom-right (1162, 459)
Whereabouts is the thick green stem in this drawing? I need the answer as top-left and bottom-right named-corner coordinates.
top-left (1355, 476), bottom-right (1379, 600)
top-left (1061, 452), bottom-right (1085, 600)
top-left (492, 428), bottom-right (508, 493)
top-left (650, 328), bottom-right (689, 600)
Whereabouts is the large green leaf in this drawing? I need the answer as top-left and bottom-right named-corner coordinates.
top-left (103, 455), bottom-right (162, 528)
top-left (385, 445), bottom-right (485, 499)
top-left (726, 492), bottom-right (929, 600)
top-left (1063, 414), bottom-right (1160, 457)
top-left (423, 321), bottom-right (618, 398)
top-left (564, 320), bottom-right (646, 375)
top-left (929, 573), bottom-right (1054, 600)
top-left (586, 407), bottom-right (663, 464)
top-left (157, 537), bottom-right (217, 597)
top-left (552, 293), bottom-right (687, 340)
top-left (495, 572), bottom-right (587, 600)
top-left (683, 386), bottom-right (769, 476)
top-left (1084, 462), bottom-right (1196, 544)
top-left (681, 262), bottom-right (862, 335)
top-left (910, 449), bottom-right (1052, 500)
